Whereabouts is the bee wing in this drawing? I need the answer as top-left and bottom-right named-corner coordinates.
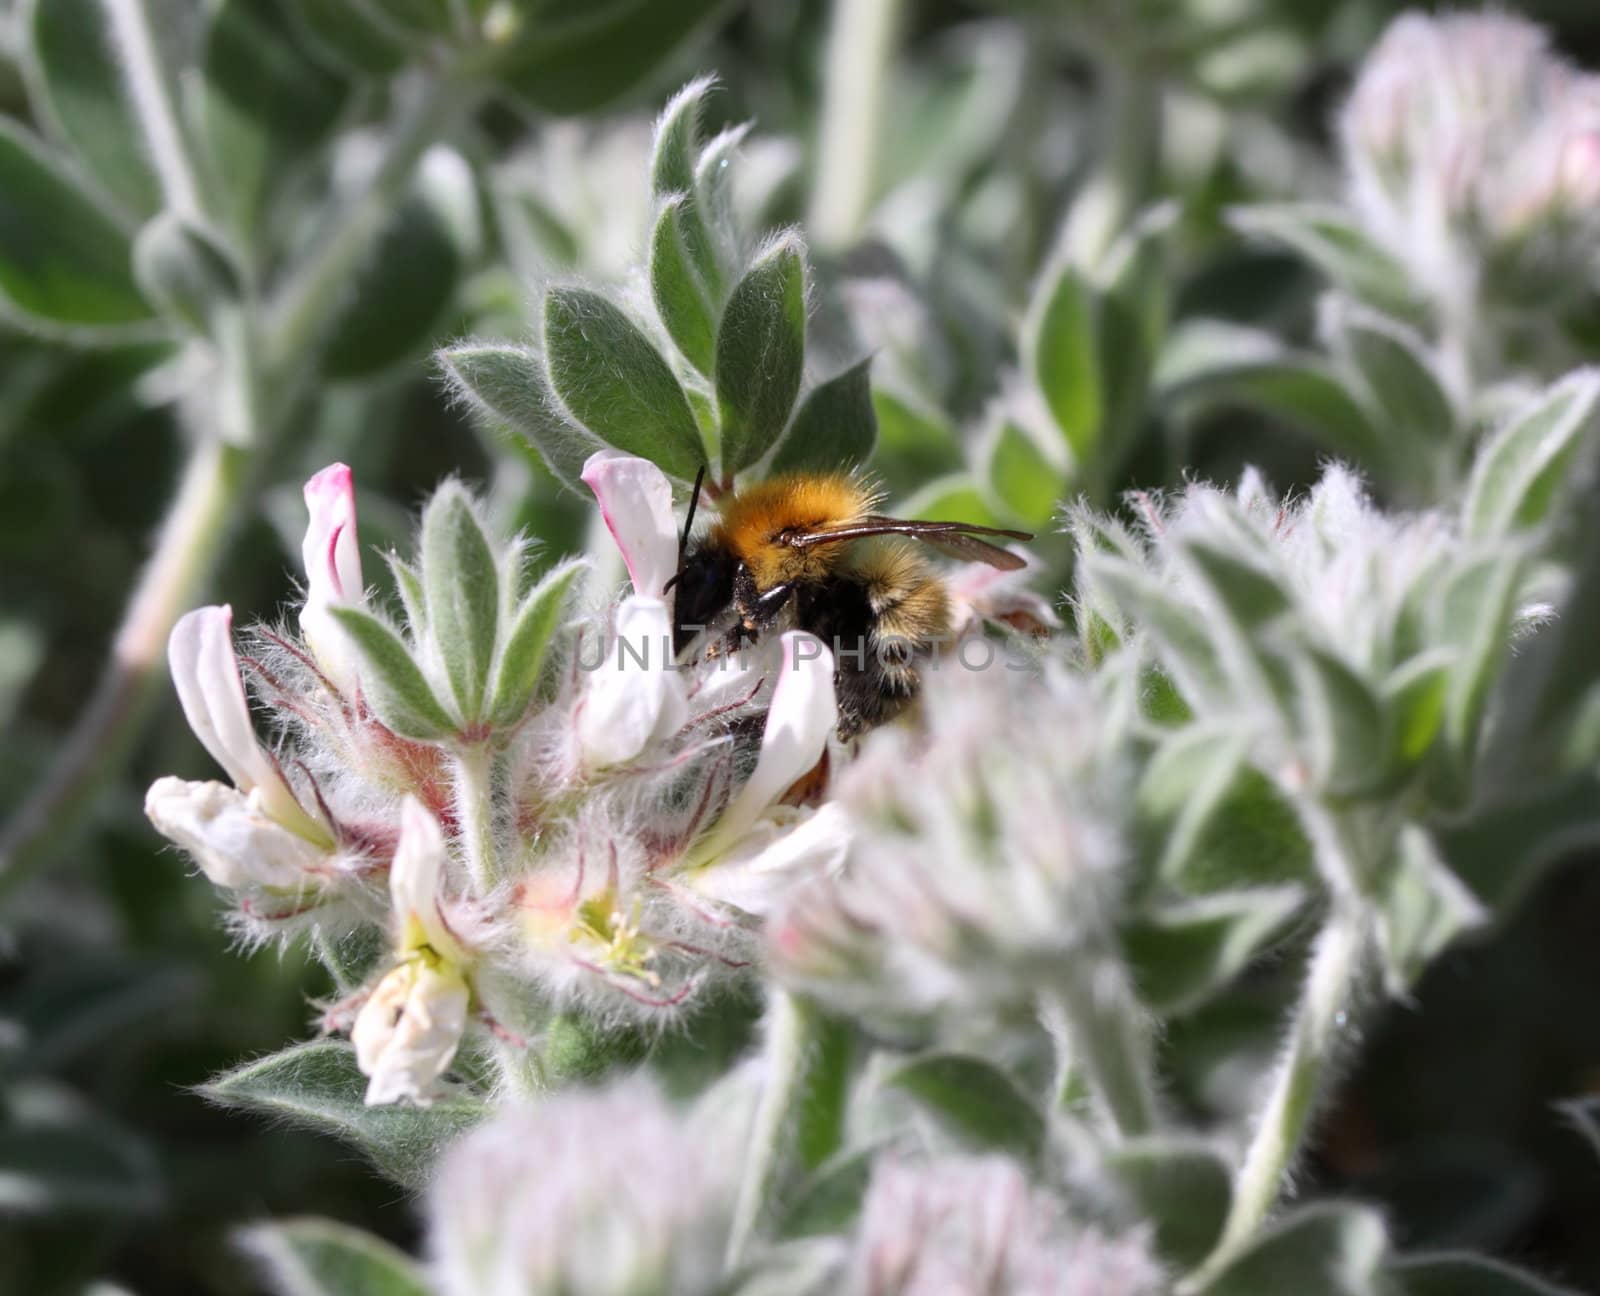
top-left (789, 516), bottom-right (1032, 571)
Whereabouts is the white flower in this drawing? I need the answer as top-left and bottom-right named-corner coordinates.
top-left (352, 797), bottom-right (470, 1106)
top-left (689, 631), bottom-right (849, 913)
top-left (581, 448), bottom-right (679, 600)
top-left (575, 595), bottom-right (690, 770)
top-left (946, 549), bottom-right (1062, 638)
top-left (298, 462), bottom-right (366, 699)
top-left (847, 1154), bottom-right (1162, 1296)
top-left (166, 606), bottom-right (329, 846)
top-left (428, 1078), bottom-right (735, 1296)
top-left (143, 776), bottom-right (327, 893)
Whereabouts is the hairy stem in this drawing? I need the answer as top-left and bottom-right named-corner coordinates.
top-left (0, 71), bottom-right (477, 893)
top-left (451, 745), bottom-right (498, 892)
top-left (0, 439), bottom-right (250, 898)
top-left (103, 0), bottom-right (203, 221)
top-left (809, 0), bottom-right (903, 251)
top-left (264, 74), bottom-right (480, 371)
top-left (725, 992), bottom-right (842, 1268)
top-left (1180, 910), bottom-right (1368, 1292)
top-left (1048, 953), bottom-right (1159, 1139)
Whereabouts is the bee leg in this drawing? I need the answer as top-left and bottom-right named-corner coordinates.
top-left (732, 566), bottom-right (795, 642)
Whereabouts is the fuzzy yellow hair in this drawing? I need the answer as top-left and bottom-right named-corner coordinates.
top-left (711, 473), bottom-right (879, 589)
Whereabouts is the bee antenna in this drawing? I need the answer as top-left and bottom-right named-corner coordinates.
top-left (675, 465), bottom-right (707, 578)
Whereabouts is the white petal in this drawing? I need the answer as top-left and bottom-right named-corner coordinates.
top-left (690, 801), bottom-right (852, 916)
top-left (353, 960), bottom-right (469, 1106)
top-left (144, 776), bottom-right (325, 891)
top-left (576, 595), bottom-right (687, 769)
top-left (391, 796), bottom-right (462, 959)
top-left (946, 551), bottom-right (1061, 637)
top-left (299, 462), bottom-right (365, 697)
top-left (581, 450), bottom-right (680, 600)
top-left (169, 607), bottom-right (329, 843)
top-left (710, 631), bottom-right (835, 847)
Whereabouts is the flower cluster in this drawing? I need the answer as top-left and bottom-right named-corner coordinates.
top-left (1341, 9), bottom-right (1600, 308)
top-left (146, 454), bottom-right (851, 1104)
top-left (769, 661), bottom-right (1126, 1029)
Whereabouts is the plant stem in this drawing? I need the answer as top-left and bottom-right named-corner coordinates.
top-left (1063, 45), bottom-right (1163, 274)
top-left (1048, 953), bottom-right (1158, 1139)
top-left (725, 991), bottom-right (822, 1268)
top-left (103, 0), bottom-right (204, 222)
top-left (263, 74), bottom-right (481, 371)
top-left (0, 439), bottom-right (250, 899)
top-left (1180, 910), bottom-right (1368, 1292)
top-left (450, 745), bottom-right (498, 892)
top-left (0, 71), bottom-right (477, 894)
top-left (809, 0), bottom-right (903, 252)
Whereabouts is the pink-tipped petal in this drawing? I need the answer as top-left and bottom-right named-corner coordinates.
top-left (581, 450), bottom-right (679, 600)
top-left (300, 463), bottom-right (365, 698)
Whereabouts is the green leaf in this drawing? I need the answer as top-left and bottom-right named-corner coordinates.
top-left (494, 0), bottom-right (728, 116)
top-left (1182, 540), bottom-right (1291, 630)
top-left (1087, 556), bottom-right (1228, 704)
top-left (1433, 554), bottom-right (1523, 772)
top-left (200, 0), bottom-right (348, 236)
top-left (1375, 826), bottom-right (1486, 995)
top-left (1389, 1253), bottom-right (1580, 1296)
top-left (896, 474), bottom-right (1003, 526)
top-left (649, 196), bottom-right (717, 377)
top-left (1028, 258), bottom-right (1102, 466)
top-left (1384, 651), bottom-right (1453, 770)
top-left (240, 1218), bottom-right (431, 1296)
top-left (770, 358), bottom-right (878, 477)
top-left (1199, 1203), bottom-right (1390, 1296)
top-left (984, 418), bottom-right (1065, 528)
top-left (312, 926), bottom-right (388, 996)
top-left (0, 120), bottom-right (152, 330)
top-left (1331, 305), bottom-right (1456, 446)
top-left (386, 554), bottom-right (428, 634)
top-left (489, 559), bottom-right (584, 728)
top-left (287, 0), bottom-right (406, 78)
top-left (329, 606), bottom-right (457, 740)
top-left (1228, 203), bottom-right (1427, 322)
top-left (716, 236), bottom-right (807, 474)
top-left (1123, 887), bottom-right (1305, 1015)
top-left (885, 1053), bottom-right (1046, 1164)
top-left (776, 1145), bottom-right (879, 1240)
top-left (1102, 1137), bottom-right (1232, 1269)
top-left (649, 77), bottom-right (722, 300)
top-left (352, 0), bottom-right (451, 37)
top-left (421, 486), bottom-right (499, 724)
top-left (132, 213), bottom-right (244, 336)
top-left (1162, 333), bottom-right (1386, 471)
top-left (1296, 647), bottom-right (1387, 796)
top-left (203, 1040), bottom-right (486, 1189)
top-left (21, 0), bottom-right (161, 217)
top-left (0, 1080), bottom-right (161, 1215)
top-left (543, 287), bottom-right (705, 480)
top-left (1463, 370), bottom-right (1600, 541)
top-left (321, 193), bottom-right (461, 379)
top-left (438, 342), bottom-right (605, 493)
top-left (872, 388), bottom-right (963, 485)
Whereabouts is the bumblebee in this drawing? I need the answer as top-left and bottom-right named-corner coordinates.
top-left (668, 470), bottom-right (1032, 737)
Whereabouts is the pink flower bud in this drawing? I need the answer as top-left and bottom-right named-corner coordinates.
top-left (581, 450), bottom-right (680, 600)
top-left (299, 463), bottom-right (365, 698)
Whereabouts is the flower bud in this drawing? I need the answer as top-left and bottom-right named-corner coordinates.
top-left (428, 1079), bottom-right (733, 1296)
top-left (581, 449), bottom-right (679, 601)
top-left (298, 463), bottom-right (366, 700)
top-left (847, 1154), bottom-right (1162, 1296)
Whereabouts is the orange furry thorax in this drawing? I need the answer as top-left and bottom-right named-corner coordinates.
top-left (710, 473), bottom-right (876, 589)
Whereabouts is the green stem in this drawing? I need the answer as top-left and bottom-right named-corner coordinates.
top-left (0, 439), bottom-right (251, 899)
top-left (450, 745), bottom-right (498, 892)
top-left (1180, 910), bottom-right (1368, 1292)
top-left (808, 0), bottom-right (904, 252)
top-left (1048, 953), bottom-right (1158, 1138)
top-left (1063, 46), bottom-right (1162, 274)
top-left (263, 74), bottom-right (481, 371)
top-left (725, 992), bottom-right (836, 1268)
top-left (104, 0), bottom-right (204, 222)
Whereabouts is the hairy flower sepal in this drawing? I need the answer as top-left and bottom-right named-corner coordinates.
top-left (352, 797), bottom-right (472, 1106)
